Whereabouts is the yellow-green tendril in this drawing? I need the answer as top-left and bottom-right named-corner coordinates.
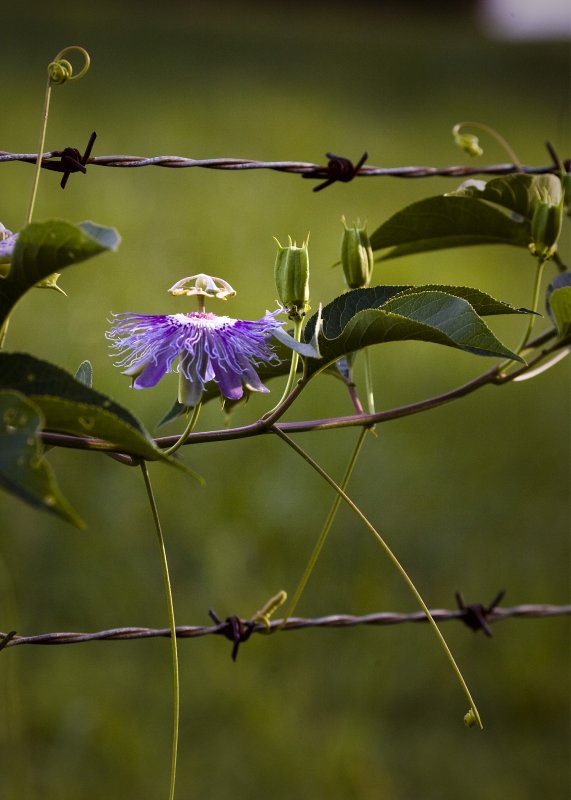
top-left (164, 403), bottom-right (202, 457)
top-left (253, 590), bottom-right (288, 629)
top-left (140, 462), bottom-right (180, 800)
top-left (25, 46), bottom-right (91, 226)
top-left (452, 121), bottom-right (522, 170)
top-left (273, 427), bottom-right (483, 730)
top-left (280, 427), bottom-right (368, 628)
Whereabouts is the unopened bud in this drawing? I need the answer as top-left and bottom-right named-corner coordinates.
top-left (341, 217), bottom-right (373, 288)
top-left (453, 131), bottom-right (483, 158)
top-left (529, 184), bottom-right (563, 260)
top-left (274, 236), bottom-right (310, 319)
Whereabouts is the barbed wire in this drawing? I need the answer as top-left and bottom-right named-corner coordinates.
top-left (2, 604), bottom-right (569, 658)
top-left (0, 147), bottom-right (563, 189)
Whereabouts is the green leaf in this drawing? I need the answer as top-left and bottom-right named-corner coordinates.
top-left (304, 285), bottom-right (529, 339)
top-left (382, 291), bottom-right (522, 358)
top-left (448, 174), bottom-right (562, 221)
top-left (391, 284), bottom-right (533, 316)
top-left (0, 391), bottom-right (84, 527)
top-left (369, 195), bottom-right (531, 260)
top-left (302, 285), bottom-right (527, 374)
top-left (0, 220), bottom-right (120, 327)
top-left (0, 353), bottom-right (174, 463)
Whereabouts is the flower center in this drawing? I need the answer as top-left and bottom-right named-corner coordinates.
top-left (173, 311), bottom-right (234, 331)
top-left (185, 312), bottom-right (216, 321)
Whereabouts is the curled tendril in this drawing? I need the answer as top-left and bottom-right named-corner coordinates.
top-left (452, 121), bottom-right (522, 170)
top-left (48, 59), bottom-right (73, 84)
top-left (47, 46), bottom-right (91, 85)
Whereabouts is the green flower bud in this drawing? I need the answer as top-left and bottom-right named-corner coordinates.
top-left (529, 185), bottom-right (563, 260)
top-left (274, 236), bottom-right (310, 319)
top-left (341, 217), bottom-right (374, 289)
top-left (453, 131), bottom-right (483, 158)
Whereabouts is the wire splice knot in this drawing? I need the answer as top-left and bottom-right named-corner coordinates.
top-left (41, 131), bottom-right (97, 188)
top-left (303, 151), bottom-right (368, 192)
top-left (455, 590), bottom-right (506, 637)
top-left (209, 609), bottom-right (255, 661)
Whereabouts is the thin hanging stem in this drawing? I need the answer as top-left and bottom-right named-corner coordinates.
top-left (516, 256), bottom-right (547, 354)
top-left (497, 255), bottom-right (549, 377)
top-left (25, 46), bottom-right (91, 226)
top-left (273, 427), bottom-right (483, 730)
top-left (140, 461), bottom-right (180, 800)
top-left (164, 403), bottom-right (202, 457)
top-left (25, 76), bottom-right (52, 226)
top-left (281, 426), bottom-right (369, 627)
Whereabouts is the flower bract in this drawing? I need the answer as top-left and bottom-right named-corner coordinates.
top-left (107, 309), bottom-right (283, 407)
top-left (0, 225), bottom-right (18, 264)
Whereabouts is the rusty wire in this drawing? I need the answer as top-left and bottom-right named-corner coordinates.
top-left (0, 148), bottom-right (562, 183)
top-left (1, 603), bottom-right (569, 652)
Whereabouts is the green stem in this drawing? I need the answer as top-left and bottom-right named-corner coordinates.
top-left (281, 427), bottom-right (368, 627)
top-left (496, 256), bottom-right (548, 378)
top-left (516, 256), bottom-right (547, 354)
top-left (140, 462), bottom-right (180, 800)
top-left (363, 347), bottom-right (376, 415)
top-left (273, 427), bottom-right (483, 730)
top-left (164, 403), bottom-right (202, 457)
top-left (3, 71), bottom-right (54, 351)
top-left (26, 77), bottom-right (52, 226)
top-left (267, 317), bottom-right (303, 414)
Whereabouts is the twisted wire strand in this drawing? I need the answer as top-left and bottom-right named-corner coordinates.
top-left (2, 604), bottom-right (568, 649)
top-left (0, 150), bottom-right (559, 178)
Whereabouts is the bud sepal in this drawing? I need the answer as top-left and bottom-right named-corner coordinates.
top-left (529, 181), bottom-right (564, 261)
top-left (341, 217), bottom-right (374, 289)
top-left (273, 236), bottom-right (310, 320)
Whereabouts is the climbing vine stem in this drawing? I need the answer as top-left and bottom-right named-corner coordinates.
top-left (273, 426), bottom-right (483, 730)
top-left (280, 425), bottom-right (369, 627)
top-left (25, 46), bottom-right (91, 226)
top-left (140, 460), bottom-right (180, 800)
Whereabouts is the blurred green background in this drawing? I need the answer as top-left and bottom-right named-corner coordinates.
top-left (1, 1), bottom-right (569, 798)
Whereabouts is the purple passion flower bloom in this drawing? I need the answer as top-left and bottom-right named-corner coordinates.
top-left (107, 309), bottom-right (283, 407)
